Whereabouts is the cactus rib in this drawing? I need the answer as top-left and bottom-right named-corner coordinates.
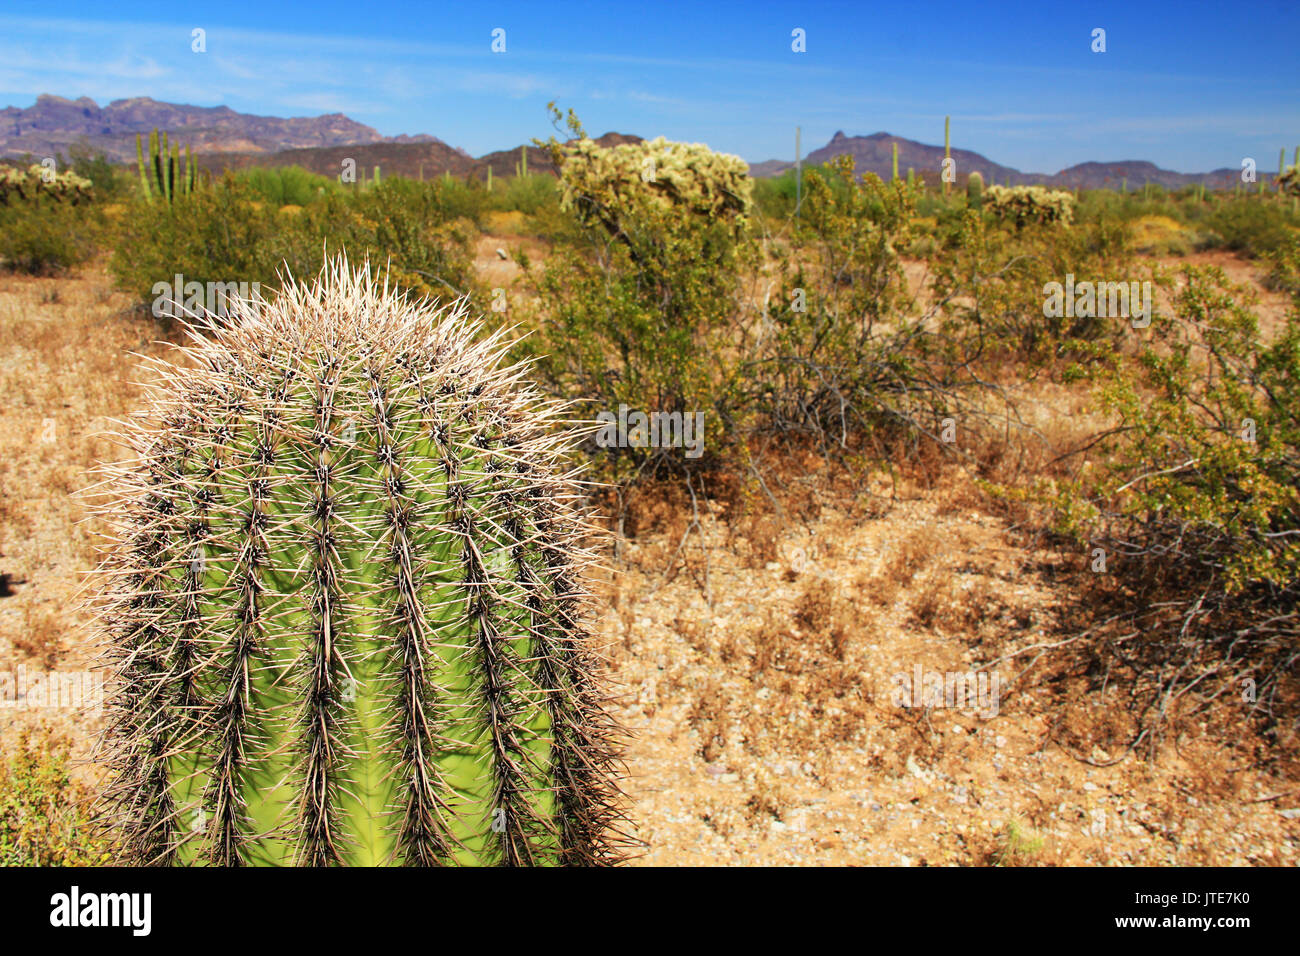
top-left (89, 257), bottom-right (629, 866)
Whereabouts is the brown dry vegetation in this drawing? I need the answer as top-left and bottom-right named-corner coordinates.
top-left (1, 247), bottom-right (1298, 866)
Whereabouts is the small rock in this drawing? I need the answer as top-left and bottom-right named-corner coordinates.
top-left (1279, 808), bottom-right (1300, 820)
top-left (995, 735), bottom-right (1007, 748)
top-left (1083, 782), bottom-right (1098, 792)
top-left (495, 248), bottom-right (509, 260)
top-left (951, 724), bottom-right (964, 735)
top-left (719, 773), bottom-right (740, 784)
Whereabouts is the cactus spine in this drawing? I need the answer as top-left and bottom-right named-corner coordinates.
top-left (135, 128), bottom-right (196, 203)
top-left (91, 258), bottom-right (627, 867)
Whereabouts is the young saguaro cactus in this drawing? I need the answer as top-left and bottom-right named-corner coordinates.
top-left (90, 257), bottom-right (627, 866)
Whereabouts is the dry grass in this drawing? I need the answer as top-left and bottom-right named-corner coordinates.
top-left (0, 260), bottom-right (168, 762)
top-left (1, 254), bottom-right (1297, 866)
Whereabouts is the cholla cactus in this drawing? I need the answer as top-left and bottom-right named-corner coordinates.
top-left (89, 257), bottom-right (627, 866)
top-left (0, 164), bottom-right (93, 205)
top-left (557, 135), bottom-right (752, 246)
top-left (983, 184), bottom-right (1075, 228)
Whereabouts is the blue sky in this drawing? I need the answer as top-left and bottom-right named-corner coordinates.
top-left (1, 1), bottom-right (1297, 173)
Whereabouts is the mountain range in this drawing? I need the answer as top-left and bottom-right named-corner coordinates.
top-left (0, 95), bottom-right (1269, 190)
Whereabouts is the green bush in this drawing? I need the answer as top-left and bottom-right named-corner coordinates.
top-left (235, 165), bottom-right (337, 206)
top-left (1054, 265), bottom-right (1300, 746)
top-left (489, 172), bottom-right (559, 216)
top-left (1206, 197), bottom-right (1298, 257)
top-left (0, 201), bottom-right (100, 274)
top-left (0, 727), bottom-right (112, 866)
top-left (109, 175), bottom-right (480, 322)
top-left (749, 157), bottom-right (940, 441)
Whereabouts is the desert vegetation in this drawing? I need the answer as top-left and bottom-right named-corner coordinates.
top-left (1, 111), bottom-right (1299, 865)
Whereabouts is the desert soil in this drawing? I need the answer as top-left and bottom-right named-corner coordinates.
top-left (0, 248), bottom-right (1296, 865)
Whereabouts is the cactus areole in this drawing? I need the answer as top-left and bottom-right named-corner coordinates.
top-left (91, 258), bottom-right (626, 866)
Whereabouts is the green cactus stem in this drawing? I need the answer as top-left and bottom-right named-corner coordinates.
top-left (89, 257), bottom-right (629, 867)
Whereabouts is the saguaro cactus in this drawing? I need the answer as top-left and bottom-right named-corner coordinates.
top-left (891, 141), bottom-right (899, 182)
top-left (90, 257), bottom-right (627, 866)
top-left (966, 170), bottom-right (984, 207)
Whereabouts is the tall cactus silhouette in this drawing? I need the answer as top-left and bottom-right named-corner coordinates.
top-left (89, 257), bottom-right (628, 866)
top-left (135, 128), bottom-right (196, 204)
top-left (891, 141), bottom-right (899, 181)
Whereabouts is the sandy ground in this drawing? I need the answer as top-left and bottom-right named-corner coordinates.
top-left (1, 250), bottom-right (1297, 866)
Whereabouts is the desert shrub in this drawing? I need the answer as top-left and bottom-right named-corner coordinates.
top-left (1267, 233), bottom-right (1300, 298)
top-left (524, 110), bottom-right (755, 479)
top-left (745, 157), bottom-right (953, 447)
top-left (1206, 197), bottom-right (1297, 257)
top-left (109, 174), bottom-right (479, 321)
top-left (0, 200), bottom-right (100, 274)
top-left (235, 164), bottom-right (338, 206)
top-left (929, 205), bottom-right (1142, 362)
top-left (1055, 265), bottom-right (1300, 752)
top-left (750, 162), bottom-right (851, 222)
top-left (489, 171), bottom-right (559, 216)
top-left (65, 144), bottom-right (129, 201)
top-left (0, 726), bottom-right (112, 866)
top-left (340, 177), bottom-right (481, 303)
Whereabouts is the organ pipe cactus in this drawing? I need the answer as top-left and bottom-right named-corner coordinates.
top-left (136, 128), bottom-right (197, 204)
top-left (89, 257), bottom-right (627, 866)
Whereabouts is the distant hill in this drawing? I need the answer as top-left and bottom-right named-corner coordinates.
top-left (193, 131), bottom-right (643, 182)
top-left (0, 94), bottom-right (462, 164)
top-left (746, 130), bottom-right (1268, 190)
top-left (2, 95), bottom-right (1270, 191)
